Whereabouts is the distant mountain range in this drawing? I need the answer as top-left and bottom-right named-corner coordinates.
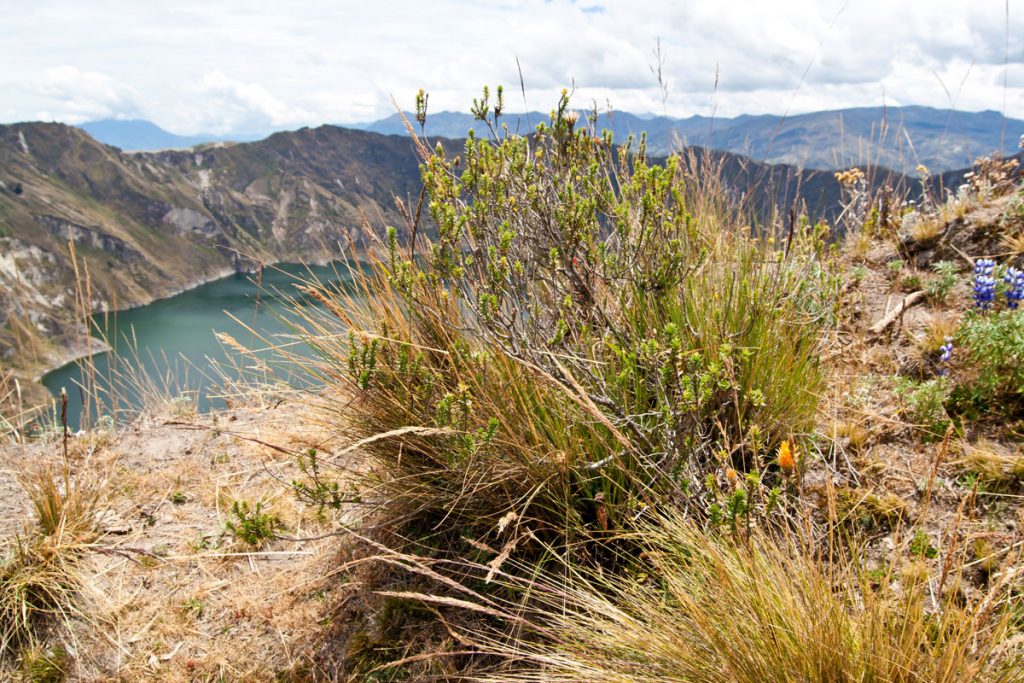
top-left (350, 106), bottom-right (1024, 174)
top-left (77, 119), bottom-right (265, 152)
top-left (76, 106), bottom-right (1023, 175)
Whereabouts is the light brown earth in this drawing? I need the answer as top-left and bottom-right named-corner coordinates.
top-left (1, 402), bottom-right (359, 681)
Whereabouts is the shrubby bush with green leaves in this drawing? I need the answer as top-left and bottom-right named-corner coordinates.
top-left (952, 309), bottom-right (1024, 418)
top-left (296, 88), bottom-right (835, 552)
top-left (278, 91), bottom-right (1024, 682)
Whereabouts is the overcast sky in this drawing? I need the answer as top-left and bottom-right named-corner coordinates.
top-left (1, 0), bottom-right (1022, 134)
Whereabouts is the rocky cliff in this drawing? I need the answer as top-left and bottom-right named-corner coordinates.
top-left (0, 123), bottom-right (429, 382)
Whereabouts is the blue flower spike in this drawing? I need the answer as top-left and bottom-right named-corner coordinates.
top-left (937, 338), bottom-right (953, 375)
top-left (973, 258), bottom-right (996, 311)
top-left (939, 338), bottom-right (953, 362)
top-left (1005, 266), bottom-right (1024, 310)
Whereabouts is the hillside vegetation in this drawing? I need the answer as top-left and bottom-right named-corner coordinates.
top-left (1, 91), bottom-right (1023, 681)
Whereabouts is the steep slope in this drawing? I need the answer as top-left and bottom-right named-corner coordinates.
top-left (0, 123), bottom-right (426, 378)
top-left (152, 124), bottom-right (428, 258)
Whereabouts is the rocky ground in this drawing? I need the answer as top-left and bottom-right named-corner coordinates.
top-left (815, 188), bottom-right (1024, 606)
top-left (0, 401), bottom-right (361, 681)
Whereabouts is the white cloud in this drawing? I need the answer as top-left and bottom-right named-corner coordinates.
top-left (0, 0), bottom-right (1022, 133)
top-left (32, 66), bottom-right (142, 123)
top-left (185, 71), bottom-right (316, 133)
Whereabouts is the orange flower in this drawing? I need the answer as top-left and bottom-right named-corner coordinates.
top-left (778, 440), bottom-right (796, 473)
top-left (726, 467), bottom-right (739, 484)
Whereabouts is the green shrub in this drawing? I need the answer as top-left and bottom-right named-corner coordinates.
top-left (894, 376), bottom-right (952, 435)
top-left (926, 261), bottom-right (958, 303)
top-left (293, 90), bottom-right (831, 552)
top-left (224, 500), bottom-right (278, 547)
top-left (952, 310), bottom-right (1024, 418)
top-left (909, 530), bottom-right (938, 559)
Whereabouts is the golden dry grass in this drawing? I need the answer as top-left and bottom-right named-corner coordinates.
top-left (0, 403), bottom-right (350, 681)
top-left (474, 514), bottom-right (1024, 683)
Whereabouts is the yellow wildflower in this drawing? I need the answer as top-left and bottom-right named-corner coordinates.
top-left (778, 440), bottom-right (796, 473)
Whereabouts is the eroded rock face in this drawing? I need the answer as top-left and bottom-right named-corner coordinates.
top-left (0, 237), bottom-right (63, 294)
top-left (0, 237), bottom-right (73, 354)
top-left (34, 215), bottom-right (144, 262)
top-left (163, 207), bottom-right (218, 237)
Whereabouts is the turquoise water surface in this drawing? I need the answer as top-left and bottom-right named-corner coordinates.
top-left (43, 262), bottom-right (356, 430)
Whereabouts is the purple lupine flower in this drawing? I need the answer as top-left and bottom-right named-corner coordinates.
top-left (1005, 266), bottom-right (1024, 310)
top-left (937, 338), bottom-right (953, 375)
top-left (939, 338), bottom-right (953, 362)
top-left (973, 258), bottom-right (997, 310)
top-left (974, 258), bottom-right (995, 276)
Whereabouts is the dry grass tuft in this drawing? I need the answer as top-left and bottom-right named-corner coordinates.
top-left (476, 514), bottom-right (1024, 683)
top-left (911, 215), bottom-right (944, 242)
top-left (956, 439), bottom-right (1024, 488)
top-left (1002, 230), bottom-right (1024, 258)
top-left (17, 462), bottom-right (105, 542)
top-left (0, 531), bottom-right (89, 655)
top-left (1, 442), bottom-right (110, 663)
top-left (835, 486), bottom-right (909, 530)
top-left (834, 420), bottom-right (870, 454)
top-left (920, 313), bottom-right (960, 356)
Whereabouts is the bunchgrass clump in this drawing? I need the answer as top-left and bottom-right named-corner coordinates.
top-left (18, 463), bottom-right (103, 541)
top-left (0, 537), bottom-right (83, 654)
top-left (474, 514), bottom-right (1024, 683)
top-left (955, 439), bottom-right (1024, 489)
top-left (2, 452), bottom-right (103, 657)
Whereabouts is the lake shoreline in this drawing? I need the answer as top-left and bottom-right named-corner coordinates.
top-left (36, 256), bottom-right (346, 382)
top-left (33, 266), bottom-right (240, 383)
top-left (39, 259), bottom-right (356, 428)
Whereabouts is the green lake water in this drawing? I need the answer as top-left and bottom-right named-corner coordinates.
top-left (42, 262), bottom-right (357, 430)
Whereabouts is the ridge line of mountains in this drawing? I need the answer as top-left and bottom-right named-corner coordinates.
top-left (81, 105), bottom-right (1024, 175)
top-left (0, 109), bottom-right (1019, 397)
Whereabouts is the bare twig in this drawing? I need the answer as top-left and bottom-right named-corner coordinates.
top-left (868, 291), bottom-right (926, 335)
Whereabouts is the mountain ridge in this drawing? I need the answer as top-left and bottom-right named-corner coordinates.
top-left (78, 119), bottom-right (269, 152)
top-left (74, 106), bottom-right (1024, 175)
top-left (350, 105), bottom-right (1023, 174)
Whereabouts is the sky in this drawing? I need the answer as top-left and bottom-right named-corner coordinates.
top-left (1, 0), bottom-right (1022, 135)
